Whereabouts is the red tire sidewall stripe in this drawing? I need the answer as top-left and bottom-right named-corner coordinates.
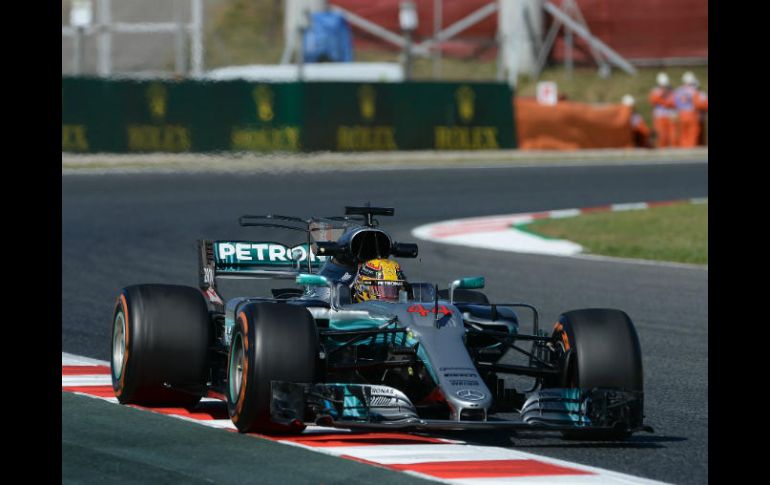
top-left (231, 311), bottom-right (249, 423)
top-left (115, 294), bottom-right (130, 397)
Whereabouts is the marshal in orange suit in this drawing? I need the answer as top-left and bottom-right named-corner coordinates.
top-left (622, 95), bottom-right (652, 148)
top-left (675, 71), bottom-right (708, 147)
top-left (649, 72), bottom-right (678, 148)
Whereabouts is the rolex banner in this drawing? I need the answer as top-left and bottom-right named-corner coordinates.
top-left (303, 82), bottom-right (515, 151)
top-left (62, 78), bottom-right (515, 152)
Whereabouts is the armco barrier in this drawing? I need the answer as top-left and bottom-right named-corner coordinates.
top-left (62, 78), bottom-right (515, 153)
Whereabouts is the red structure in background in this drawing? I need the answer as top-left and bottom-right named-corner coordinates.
top-left (550, 0), bottom-right (708, 62)
top-left (332, 0), bottom-right (498, 58)
top-left (331, 0), bottom-right (708, 61)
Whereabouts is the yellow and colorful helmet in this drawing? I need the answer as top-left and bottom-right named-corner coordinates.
top-left (351, 258), bottom-right (407, 302)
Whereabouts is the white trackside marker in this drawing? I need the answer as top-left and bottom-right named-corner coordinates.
top-left (412, 198), bottom-right (707, 267)
top-left (437, 229), bottom-right (583, 256)
top-left (62, 374), bottom-right (112, 386)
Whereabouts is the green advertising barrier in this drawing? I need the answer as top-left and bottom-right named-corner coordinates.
top-left (62, 77), bottom-right (515, 153)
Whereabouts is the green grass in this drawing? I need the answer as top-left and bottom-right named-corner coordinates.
top-left (205, 0), bottom-right (286, 68)
top-left (523, 202), bottom-right (708, 265)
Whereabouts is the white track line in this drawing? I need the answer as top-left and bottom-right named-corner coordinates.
top-left (62, 352), bottom-right (670, 484)
top-left (62, 352), bottom-right (109, 366)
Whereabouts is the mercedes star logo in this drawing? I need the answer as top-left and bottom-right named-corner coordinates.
top-left (456, 389), bottom-right (485, 401)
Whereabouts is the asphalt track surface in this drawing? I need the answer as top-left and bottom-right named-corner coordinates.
top-left (62, 162), bottom-right (708, 484)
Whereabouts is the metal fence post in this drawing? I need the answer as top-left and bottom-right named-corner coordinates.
top-left (98, 0), bottom-right (112, 77)
top-left (73, 27), bottom-right (85, 75)
top-left (174, 0), bottom-right (187, 76)
top-left (565, 24), bottom-right (573, 80)
top-left (432, 0), bottom-right (442, 79)
top-left (191, 0), bottom-right (204, 77)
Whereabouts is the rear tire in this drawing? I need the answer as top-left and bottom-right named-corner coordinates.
top-left (550, 308), bottom-right (643, 440)
top-left (226, 302), bottom-right (319, 434)
top-left (111, 284), bottom-right (212, 407)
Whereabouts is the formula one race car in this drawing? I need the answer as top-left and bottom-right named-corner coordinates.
top-left (110, 206), bottom-right (651, 439)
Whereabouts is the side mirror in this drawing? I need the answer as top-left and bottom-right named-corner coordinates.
top-left (391, 242), bottom-right (419, 258)
top-left (449, 276), bottom-right (485, 303)
top-left (296, 273), bottom-right (330, 287)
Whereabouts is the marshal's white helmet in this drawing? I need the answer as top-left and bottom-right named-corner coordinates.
top-left (682, 71), bottom-right (697, 86)
top-left (656, 72), bottom-right (670, 87)
top-left (621, 94), bottom-right (635, 106)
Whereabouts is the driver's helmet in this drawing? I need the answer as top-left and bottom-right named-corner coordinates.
top-left (351, 258), bottom-right (407, 302)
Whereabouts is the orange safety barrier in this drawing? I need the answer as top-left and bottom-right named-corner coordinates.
top-left (514, 98), bottom-right (634, 150)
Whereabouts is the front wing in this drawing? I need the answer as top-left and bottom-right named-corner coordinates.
top-left (270, 382), bottom-right (652, 434)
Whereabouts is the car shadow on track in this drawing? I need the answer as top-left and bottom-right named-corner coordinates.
top-left (432, 431), bottom-right (687, 450)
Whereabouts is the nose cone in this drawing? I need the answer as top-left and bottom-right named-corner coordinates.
top-left (398, 305), bottom-right (493, 419)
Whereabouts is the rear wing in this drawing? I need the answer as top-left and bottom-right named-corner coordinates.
top-left (197, 208), bottom-right (397, 308)
top-left (198, 239), bottom-right (329, 290)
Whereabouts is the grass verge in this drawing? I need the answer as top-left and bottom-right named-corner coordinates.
top-left (522, 201), bottom-right (708, 265)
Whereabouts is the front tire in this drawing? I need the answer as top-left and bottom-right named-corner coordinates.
top-left (227, 302), bottom-right (319, 434)
top-left (111, 284), bottom-right (212, 407)
top-left (549, 308), bottom-right (643, 440)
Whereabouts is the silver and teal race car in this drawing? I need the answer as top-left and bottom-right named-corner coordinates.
top-left (110, 206), bottom-right (651, 439)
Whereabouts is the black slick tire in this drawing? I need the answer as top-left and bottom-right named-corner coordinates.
top-left (111, 284), bottom-right (212, 407)
top-left (551, 308), bottom-right (643, 440)
top-left (226, 302), bottom-right (319, 434)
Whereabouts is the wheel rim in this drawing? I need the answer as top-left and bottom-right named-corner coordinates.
top-left (229, 333), bottom-right (244, 403)
top-left (112, 311), bottom-right (126, 381)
